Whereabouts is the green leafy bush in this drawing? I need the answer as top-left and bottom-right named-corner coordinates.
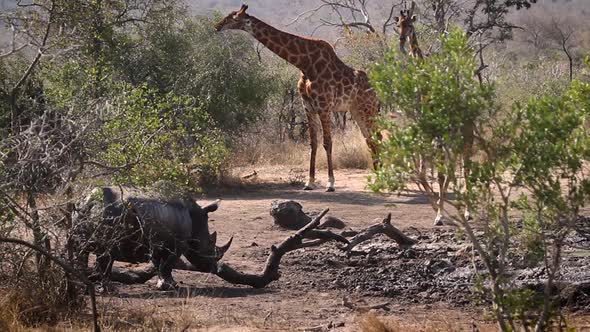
top-left (115, 15), bottom-right (274, 131)
top-left (370, 27), bottom-right (590, 330)
top-left (369, 28), bottom-right (494, 194)
top-left (95, 85), bottom-right (226, 187)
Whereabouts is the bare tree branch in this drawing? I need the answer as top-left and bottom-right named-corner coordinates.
top-left (286, 3), bottom-right (332, 26)
top-left (293, 0), bottom-right (405, 35)
top-left (11, 1), bottom-right (55, 97)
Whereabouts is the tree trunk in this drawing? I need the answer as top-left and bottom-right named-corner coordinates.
top-left (27, 191), bottom-right (50, 278)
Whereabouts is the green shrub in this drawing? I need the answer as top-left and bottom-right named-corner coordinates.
top-left (115, 15), bottom-right (275, 131)
top-left (369, 28), bottom-right (494, 193)
top-left (94, 84), bottom-right (227, 187)
top-left (370, 27), bottom-right (590, 330)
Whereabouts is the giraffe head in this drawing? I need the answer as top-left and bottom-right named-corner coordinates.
top-left (394, 2), bottom-right (417, 54)
top-left (215, 4), bottom-right (251, 32)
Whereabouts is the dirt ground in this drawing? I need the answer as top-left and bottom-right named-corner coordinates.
top-left (98, 167), bottom-right (590, 331)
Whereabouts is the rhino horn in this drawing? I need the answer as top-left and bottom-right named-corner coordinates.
top-left (203, 199), bottom-right (220, 213)
top-left (215, 236), bottom-right (233, 260)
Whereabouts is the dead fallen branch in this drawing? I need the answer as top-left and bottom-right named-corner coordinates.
top-left (299, 321), bottom-right (345, 332)
top-left (212, 208), bottom-right (330, 288)
top-left (242, 170), bottom-right (257, 179)
top-left (305, 229), bottom-right (349, 244)
top-left (343, 213), bottom-right (417, 254)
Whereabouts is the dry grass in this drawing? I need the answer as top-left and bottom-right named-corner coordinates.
top-left (3, 297), bottom-right (590, 332)
top-left (358, 312), bottom-right (590, 332)
top-left (0, 289), bottom-right (78, 332)
top-left (231, 125), bottom-right (372, 170)
top-left (0, 260), bottom-right (87, 331)
top-left (358, 313), bottom-right (495, 332)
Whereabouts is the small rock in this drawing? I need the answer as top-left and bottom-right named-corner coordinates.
top-left (270, 200), bottom-right (312, 230)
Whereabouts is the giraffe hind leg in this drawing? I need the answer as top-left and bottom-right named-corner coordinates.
top-left (303, 111), bottom-right (318, 190)
top-left (319, 112), bottom-right (335, 192)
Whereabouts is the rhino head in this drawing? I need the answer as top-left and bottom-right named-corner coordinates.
top-left (184, 199), bottom-right (233, 270)
top-left (198, 200), bottom-right (232, 260)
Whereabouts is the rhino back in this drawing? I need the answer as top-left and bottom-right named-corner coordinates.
top-left (127, 197), bottom-right (192, 243)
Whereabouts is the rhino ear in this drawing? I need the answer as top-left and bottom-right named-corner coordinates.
top-left (203, 199), bottom-right (220, 213)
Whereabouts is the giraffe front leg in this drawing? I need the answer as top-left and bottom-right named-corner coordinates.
top-left (304, 111), bottom-right (318, 190)
top-left (320, 113), bottom-right (335, 192)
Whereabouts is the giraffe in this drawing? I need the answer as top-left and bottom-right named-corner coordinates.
top-left (395, 3), bottom-right (473, 226)
top-left (395, 2), bottom-right (424, 59)
top-left (215, 5), bottom-right (381, 192)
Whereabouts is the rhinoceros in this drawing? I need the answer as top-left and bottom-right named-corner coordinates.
top-left (73, 186), bottom-right (232, 290)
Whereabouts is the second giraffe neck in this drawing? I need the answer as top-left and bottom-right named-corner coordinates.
top-left (409, 33), bottom-right (424, 59)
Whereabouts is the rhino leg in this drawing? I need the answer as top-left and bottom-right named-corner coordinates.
top-left (152, 247), bottom-right (179, 290)
top-left (75, 250), bottom-right (90, 272)
top-left (94, 254), bottom-right (114, 280)
top-left (93, 254), bottom-right (115, 293)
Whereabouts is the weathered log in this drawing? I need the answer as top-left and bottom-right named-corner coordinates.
top-left (103, 265), bottom-right (156, 284)
top-left (342, 296), bottom-right (390, 312)
top-left (270, 200), bottom-right (311, 229)
top-left (343, 213), bottom-right (417, 254)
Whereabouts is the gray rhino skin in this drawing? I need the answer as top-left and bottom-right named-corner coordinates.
top-left (74, 186), bottom-right (231, 290)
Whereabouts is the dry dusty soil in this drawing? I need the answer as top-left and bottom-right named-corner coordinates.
top-left (98, 167), bottom-right (590, 331)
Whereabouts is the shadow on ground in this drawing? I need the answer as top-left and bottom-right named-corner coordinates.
top-left (116, 285), bottom-right (273, 299)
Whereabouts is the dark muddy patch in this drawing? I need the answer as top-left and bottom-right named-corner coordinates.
top-left (275, 228), bottom-right (590, 310)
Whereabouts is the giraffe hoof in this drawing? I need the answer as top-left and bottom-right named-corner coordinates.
top-left (325, 187), bottom-right (335, 192)
top-left (433, 215), bottom-right (445, 226)
top-left (303, 185), bottom-right (314, 191)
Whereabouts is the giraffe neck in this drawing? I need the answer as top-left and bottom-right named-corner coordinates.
top-left (245, 16), bottom-right (322, 74)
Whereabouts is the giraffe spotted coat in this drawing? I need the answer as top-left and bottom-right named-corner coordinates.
top-left (216, 5), bottom-right (380, 192)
